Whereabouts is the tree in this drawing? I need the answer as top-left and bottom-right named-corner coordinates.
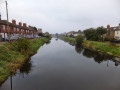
top-left (38, 32), bottom-right (44, 37)
top-left (78, 30), bottom-right (82, 33)
top-left (76, 35), bottom-right (84, 46)
top-left (45, 32), bottom-right (51, 39)
top-left (83, 28), bottom-right (98, 41)
top-left (33, 27), bottom-right (37, 31)
top-left (96, 26), bottom-right (107, 41)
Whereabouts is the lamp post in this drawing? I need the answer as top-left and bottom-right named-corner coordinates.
top-left (5, 1), bottom-right (10, 41)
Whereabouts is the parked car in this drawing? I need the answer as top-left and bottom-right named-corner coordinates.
top-left (26, 36), bottom-right (31, 39)
top-left (35, 36), bottom-right (39, 38)
top-left (111, 39), bottom-right (120, 43)
top-left (10, 36), bottom-right (18, 41)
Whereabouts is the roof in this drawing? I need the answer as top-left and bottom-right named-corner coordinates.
top-left (0, 20), bottom-right (34, 31)
top-left (106, 26), bottom-right (120, 31)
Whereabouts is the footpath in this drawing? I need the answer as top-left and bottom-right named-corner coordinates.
top-left (0, 42), bottom-right (6, 45)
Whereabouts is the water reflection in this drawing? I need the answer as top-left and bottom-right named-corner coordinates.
top-left (75, 45), bottom-right (83, 54)
top-left (19, 59), bottom-right (32, 77)
top-left (10, 75), bottom-right (12, 90)
top-left (75, 45), bottom-right (120, 66)
top-left (55, 38), bottom-right (58, 41)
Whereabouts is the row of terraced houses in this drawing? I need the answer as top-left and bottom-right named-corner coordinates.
top-left (0, 16), bottom-right (40, 40)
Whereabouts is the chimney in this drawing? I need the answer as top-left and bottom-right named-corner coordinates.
top-left (23, 23), bottom-right (26, 27)
top-left (119, 23), bottom-right (120, 28)
top-left (19, 22), bottom-right (22, 26)
top-left (107, 24), bottom-right (110, 29)
top-left (12, 20), bottom-right (16, 24)
top-left (29, 25), bottom-right (31, 28)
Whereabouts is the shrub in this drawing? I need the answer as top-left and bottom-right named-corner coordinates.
top-left (76, 35), bottom-right (84, 46)
top-left (92, 36), bottom-right (99, 41)
top-left (69, 34), bottom-right (74, 38)
top-left (17, 39), bottom-right (31, 54)
top-left (104, 36), bottom-right (113, 41)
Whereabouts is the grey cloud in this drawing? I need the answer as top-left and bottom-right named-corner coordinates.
top-left (0, 0), bottom-right (119, 33)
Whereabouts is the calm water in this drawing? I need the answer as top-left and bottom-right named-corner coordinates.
top-left (1, 38), bottom-right (120, 90)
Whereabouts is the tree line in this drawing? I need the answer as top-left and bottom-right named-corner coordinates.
top-left (83, 26), bottom-right (107, 41)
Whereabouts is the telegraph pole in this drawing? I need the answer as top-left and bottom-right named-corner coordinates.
top-left (5, 1), bottom-right (10, 41)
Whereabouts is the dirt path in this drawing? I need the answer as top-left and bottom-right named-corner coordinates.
top-left (0, 42), bottom-right (6, 46)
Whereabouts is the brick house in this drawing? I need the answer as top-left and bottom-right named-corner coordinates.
top-left (0, 19), bottom-right (35, 39)
top-left (106, 24), bottom-right (120, 40)
top-left (106, 24), bottom-right (115, 38)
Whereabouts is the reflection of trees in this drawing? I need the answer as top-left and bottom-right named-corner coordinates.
top-left (83, 49), bottom-right (96, 58)
top-left (20, 60), bottom-right (32, 77)
top-left (75, 45), bottom-right (83, 54)
top-left (83, 48), bottom-right (114, 64)
top-left (114, 61), bottom-right (120, 66)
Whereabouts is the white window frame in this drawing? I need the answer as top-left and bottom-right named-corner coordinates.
top-left (3, 25), bottom-right (5, 30)
top-left (17, 28), bottom-right (19, 31)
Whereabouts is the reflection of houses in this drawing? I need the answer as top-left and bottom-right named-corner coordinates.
top-left (106, 24), bottom-right (120, 40)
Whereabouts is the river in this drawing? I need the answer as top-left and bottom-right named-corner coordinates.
top-left (1, 38), bottom-right (120, 90)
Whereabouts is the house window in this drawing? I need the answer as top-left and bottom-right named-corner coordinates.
top-left (17, 28), bottom-right (19, 31)
top-left (3, 25), bottom-right (5, 30)
top-left (14, 27), bottom-right (16, 31)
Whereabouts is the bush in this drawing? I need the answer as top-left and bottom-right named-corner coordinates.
top-left (104, 36), bottom-right (113, 41)
top-left (17, 39), bottom-right (31, 54)
top-left (76, 35), bottom-right (84, 46)
top-left (69, 34), bottom-right (74, 38)
top-left (92, 36), bottom-right (99, 41)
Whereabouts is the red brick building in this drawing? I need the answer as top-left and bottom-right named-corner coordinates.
top-left (0, 19), bottom-right (36, 39)
top-left (106, 24), bottom-right (115, 38)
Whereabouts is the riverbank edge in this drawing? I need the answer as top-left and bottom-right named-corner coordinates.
top-left (0, 37), bottom-right (51, 85)
top-left (59, 36), bottom-right (120, 58)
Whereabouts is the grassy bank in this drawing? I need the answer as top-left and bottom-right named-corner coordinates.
top-left (60, 36), bottom-right (120, 57)
top-left (83, 40), bottom-right (120, 57)
top-left (60, 36), bottom-right (76, 45)
top-left (0, 37), bottom-right (50, 85)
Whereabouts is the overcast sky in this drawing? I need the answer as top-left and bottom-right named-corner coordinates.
top-left (0, 0), bottom-right (120, 33)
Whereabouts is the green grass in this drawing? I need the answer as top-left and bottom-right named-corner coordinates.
top-left (83, 40), bottom-right (120, 56)
top-left (59, 36), bottom-right (76, 45)
top-left (0, 37), bottom-right (50, 85)
top-left (60, 36), bottom-right (120, 57)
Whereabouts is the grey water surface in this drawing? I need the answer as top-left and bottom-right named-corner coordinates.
top-left (1, 38), bottom-right (120, 90)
